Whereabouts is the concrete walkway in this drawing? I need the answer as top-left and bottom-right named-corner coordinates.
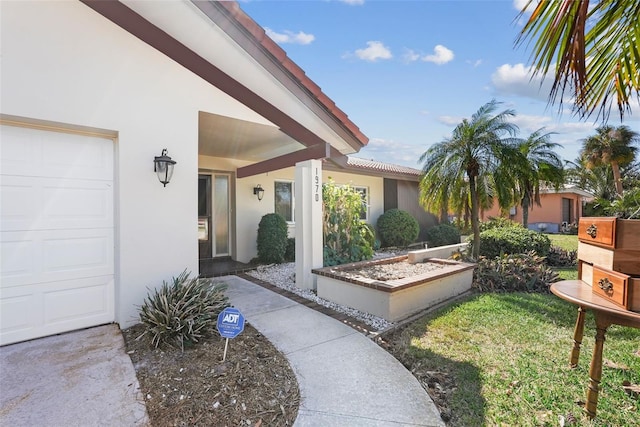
top-left (0, 324), bottom-right (148, 427)
top-left (222, 275), bottom-right (445, 427)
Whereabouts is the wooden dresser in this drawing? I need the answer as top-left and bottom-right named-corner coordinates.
top-left (577, 217), bottom-right (640, 312)
top-left (550, 217), bottom-right (640, 418)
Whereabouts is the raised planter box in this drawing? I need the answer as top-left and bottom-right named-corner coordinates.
top-left (312, 250), bottom-right (474, 322)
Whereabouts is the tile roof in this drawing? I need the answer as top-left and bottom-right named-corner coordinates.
top-left (346, 156), bottom-right (423, 177)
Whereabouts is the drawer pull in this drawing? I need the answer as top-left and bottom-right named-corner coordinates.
top-left (586, 224), bottom-right (598, 238)
top-left (598, 277), bottom-right (613, 293)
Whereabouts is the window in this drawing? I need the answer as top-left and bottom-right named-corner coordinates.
top-left (275, 181), bottom-right (294, 222)
top-left (354, 186), bottom-right (369, 221)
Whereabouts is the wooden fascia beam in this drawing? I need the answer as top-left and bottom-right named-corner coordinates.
top-left (237, 143), bottom-right (330, 178)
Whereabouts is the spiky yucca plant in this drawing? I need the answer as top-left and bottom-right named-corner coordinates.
top-left (139, 270), bottom-right (228, 351)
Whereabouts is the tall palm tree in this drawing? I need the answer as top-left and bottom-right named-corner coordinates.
top-left (511, 129), bottom-right (565, 228)
top-left (516, 0), bottom-right (640, 120)
top-left (419, 100), bottom-right (519, 259)
top-left (582, 125), bottom-right (639, 195)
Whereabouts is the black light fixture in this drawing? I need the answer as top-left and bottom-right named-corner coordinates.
top-left (153, 149), bottom-right (176, 187)
top-left (253, 184), bottom-right (265, 201)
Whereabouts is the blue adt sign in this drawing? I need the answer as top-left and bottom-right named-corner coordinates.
top-left (217, 307), bottom-right (245, 339)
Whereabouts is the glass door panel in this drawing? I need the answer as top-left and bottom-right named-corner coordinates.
top-left (214, 175), bottom-right (230, 256)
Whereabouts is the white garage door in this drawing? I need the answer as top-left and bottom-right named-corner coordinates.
top-left (0, 124), bottom-right (115, 345)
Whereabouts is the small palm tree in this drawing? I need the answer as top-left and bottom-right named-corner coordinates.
top-left (419, 100), bottom-right (519, 259)
top-left (565, 156), bottom-right (616, 201)
top-left (516, 0), bottom-right (640, 120)
top-left (582, 125), bottom-right (639, 196)
top-left (511, 129), bottom-right (565, 228)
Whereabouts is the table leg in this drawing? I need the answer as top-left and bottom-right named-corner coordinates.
top-left (584, 315), bottom-right (611, 418)
top-left (570, 307), bottom-right (586, 368)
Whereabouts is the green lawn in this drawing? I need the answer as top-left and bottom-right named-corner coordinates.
top-left (386, 293), bottom-right (640, 426)
top-left (546, 233), bottom-right (579, 251)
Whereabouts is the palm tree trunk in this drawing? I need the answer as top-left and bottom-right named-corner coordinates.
top-left (469, 175), bottom-right (480, 259)
top-left (612, 161), bottom-right (624, 196)
top-left (522, 197), bottom-right (530, 229)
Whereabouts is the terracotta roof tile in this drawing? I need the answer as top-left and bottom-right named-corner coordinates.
top-left (346, 157), bottom-right (423, 177)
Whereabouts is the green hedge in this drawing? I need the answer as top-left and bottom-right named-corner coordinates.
top-left (425, 224), bottom-right (461, 247)
top-left (471, 226), bottom-right (551, 258)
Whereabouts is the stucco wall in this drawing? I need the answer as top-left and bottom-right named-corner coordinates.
top-left (1, 1), bottom-right (270, 327)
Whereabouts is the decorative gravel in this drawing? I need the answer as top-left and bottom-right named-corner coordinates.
top-left (335, 259), bottom-right (446, 281)
top-left (247, 262), bottom-right (394, 331)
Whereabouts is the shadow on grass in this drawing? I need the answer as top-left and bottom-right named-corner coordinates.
top-left (381, 322), bottom-right (485, 426)
top-left (493, 292), bottom-right (581, 329)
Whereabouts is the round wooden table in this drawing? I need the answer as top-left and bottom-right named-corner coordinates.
top-left (550, 280), bottom-right (640, 418)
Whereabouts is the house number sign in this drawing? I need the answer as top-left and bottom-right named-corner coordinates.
top-left (314, 167), bottom-right (320, 202)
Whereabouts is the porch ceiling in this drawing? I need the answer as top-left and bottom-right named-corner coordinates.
top-left (199, 111), bottom-right (304, 162)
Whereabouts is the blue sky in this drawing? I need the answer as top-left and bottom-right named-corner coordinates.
top-left (240, 0), bottom-right (640, 169)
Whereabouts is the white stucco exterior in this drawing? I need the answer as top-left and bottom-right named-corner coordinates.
top-left (0, 1), bottom-right (294, 329)
top-left (0, 1), bottom-right (370, 336)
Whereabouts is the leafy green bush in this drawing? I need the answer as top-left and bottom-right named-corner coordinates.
top-left (257, 213), bottom-right (288, 263)
top-left (425, 224), bottom-right (461, 247)
top-left (323, 180), bottom-right (373, 266)
top-left (470, 226), bottom-right (551, 258)
top-left (139, 270), bottom-right (228, 350)
top-left (376, 209), bottom-right (419, 248)
top-left (545, 245), bottom-right (577, 267)
top-left (284, 237), bottom-right (295, 262)
top-left (478, 216), bottom-right (522, 232)
top-left (361, 223), bottom-right (379, 250)
top-left (473, 252), bottom-right (559, 293)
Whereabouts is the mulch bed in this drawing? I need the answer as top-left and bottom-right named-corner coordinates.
top-left (122, 323), bottom-right (299, 427)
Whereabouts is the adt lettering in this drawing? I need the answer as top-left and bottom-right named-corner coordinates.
top-left (222, 313), bottom-right (239, 324)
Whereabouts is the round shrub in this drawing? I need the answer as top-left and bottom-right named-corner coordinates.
top-left (139, 270), bottom-right (228, 350)
top-left (425, 224), bottom-right (461, 247)
top-left (472, 226), bottom-right (551, 258)
top-left (257, 213), bottom-right (288, 263)
top-left (376, 209), bottom-right (419, 248)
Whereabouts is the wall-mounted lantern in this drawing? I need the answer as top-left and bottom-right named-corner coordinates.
top-left (253, 184), bottom-right (265, 201)
top-left (153, 149), bottom-right (176, 187)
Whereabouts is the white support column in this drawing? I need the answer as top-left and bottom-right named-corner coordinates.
top-left (295, 159), bottom-right (323, 290)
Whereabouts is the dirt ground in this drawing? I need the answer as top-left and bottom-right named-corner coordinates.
top-left (122, 323), bottom-right (299, 427)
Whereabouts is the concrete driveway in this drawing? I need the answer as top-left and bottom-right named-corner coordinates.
top-left (0, 324), bottom-right (148, 427)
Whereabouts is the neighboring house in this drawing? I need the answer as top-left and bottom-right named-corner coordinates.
top-left (480, 186), bottom-right (594, 233)
top-left (0, 1), bottom-right (377, 345)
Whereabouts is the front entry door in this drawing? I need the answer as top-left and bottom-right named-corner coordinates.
top-left (198, 173), bottom-right (231, 259)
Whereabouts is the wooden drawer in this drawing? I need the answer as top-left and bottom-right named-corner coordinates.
top-left (577, 242), bottom-right (640, 275)
top-left (579, 217), bottom-right (640, 250)
top-left (591, 266), bottom-right (640, 311)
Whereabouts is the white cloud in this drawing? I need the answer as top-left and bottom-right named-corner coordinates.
top-left (423, 45), bottom-right (454, 65)
top-left (339, 0), bottom-right (365, 5)
top-left (437, 115), bottom-right (464, 126)
top-left (491, 63), bottom-right (554, 102)
top-left (467, 59), bottom-right (482, 68)
top-left (358, 138), bottom-right (427, 167)
top-left (403, 49), bottom-right (421, 63)
top-left (354, 41), bottom-right (392, 62)
top-left (265, 28), bottom-right (315, 45)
